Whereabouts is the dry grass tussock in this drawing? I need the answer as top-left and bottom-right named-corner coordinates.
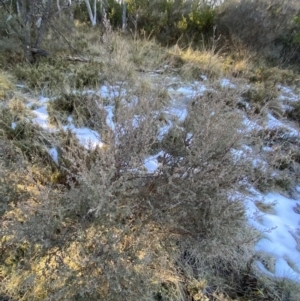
top-left (0, 72), bottom-right (14, 100)
top-left (11, 29), bottom-right (231, 97)
top-left (0, 82), bottom-right (280, 301)
top-left (170, 45), bottom-right (224, 80)
top-left (11, 30), bottom-right (173, 97)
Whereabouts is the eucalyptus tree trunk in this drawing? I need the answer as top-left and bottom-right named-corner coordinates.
top-left (122, 0), bottom-right (126, 31)
top-left (84, 0), bottom-right (97, 26)
top-left (16, 0), bottom-right (21, 16)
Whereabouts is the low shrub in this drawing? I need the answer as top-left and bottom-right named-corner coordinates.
top-left (0, 72), bottom-right (14, 100)
top-left (287, 100), bottom-right (300, 124)
top-left (241, 83), bottom-right (279, 115)
top-left (13, 60), bottom-right (104, 96)
top-left (48, 92), bottom-right (106, 130)
top-left (0, 86), bottom-right (263, 301)
top-left (216, 0), bottom-right (300, 66)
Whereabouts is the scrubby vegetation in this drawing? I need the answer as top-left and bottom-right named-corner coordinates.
top-left (1, 0), bottom-right (300, 300)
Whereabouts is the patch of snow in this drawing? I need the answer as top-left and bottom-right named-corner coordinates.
top-left (168, 107), bottom-right (188, 122)
top-left (82, 89), bottom-right (96, 95)
top-left (39, 96), bottom-right (50, 103)
top-left (104, 105), bottom-right (115, 131)
top-left (158, 123), bottom-right (173, 140)
top-left (278, 85), bottom-right (299, 102)
top-left (173, 83), bottom-right (206, 98)
top-left (16, 84), bottom-right (25, 89)
top-left (242, 116), bottom-right (263, 132)
top-left (48, 147), bottom-right (59, 165)
top-left (278, 85), bottom-right (294, 95)
top-left (281, 104), bottom-right (294, 112)
top-left (143, 151), bottom-right (165, 173)
top-left (245, 188), bottom-right (300, 283)
top-left (98, 85), bottom-right (126, 99)
top-left (200, 75), bottom-right (208, 81)
top-left (32, 106), bottom-right (50, 129)
top-left (220, 78), bottom-right (235, 89)
top-left (266, 113), bottom-right (299, 138)
top-left (32, 106), bottom-right (104, 150)
top-left (63, 123), bottom-right (103, 150)
top-left (262, 146), bottom-right (273, 152)
top-left (252, 158), bottom-right (268, 171)
top-left (231, 148), bottom-right (246, 162)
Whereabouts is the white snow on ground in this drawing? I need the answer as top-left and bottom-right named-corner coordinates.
top-left (262, 146), bottom-right (273, 152)
top-left (278, 85), bottom-right (299, 102)
top-left (167, 106), bottom-right (188, 122)
top-left (39, 96), bottom-right (50, 103)
top-left (220, 78), bottom-right (236, 88)
top-left (242, 115), bottom-right (263, 132)
top-left (48, 147), bottom-right (59, 165)
top-left (266, 113), bottom-right (299, 138)
top-left (168, 81), bottom-right (206, 99)
top-left (245, 188), bottom-right (300, 283)
top-left (104, 105), bottom-right (115, 131)
top-left (31, 106), bottom-right (104, 150)
top-left (63, 122), bottom-right (104, 150)
top-left (98, 85), bottom-right (126, 99)
top-left (143, 151), bottom-right (165, 173)
top-left (32, 106), bottom-right (50, 129)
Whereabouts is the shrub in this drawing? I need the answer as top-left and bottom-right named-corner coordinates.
top-left (48, 92), bottom-right (106, 130)
top-left (287, 100), bottom-right (300, 124)
top-left (125, 0), bottom-right (216, 46)
top-left (0, 85), bottom-right (264, 300)
top-left (0, 72), bottom-right (14, 100)
top-left (13, 60), bottom-right (103, 96)
top-left (241, 83), bottom-right (279, 115)
top-left (216, 0), bottom-right (300, 66)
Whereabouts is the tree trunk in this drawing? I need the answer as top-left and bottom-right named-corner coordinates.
top-left (99, 0), bottom-right (103, 22)
top-left (19, 0), bottom-right (33, 62)
top-left (34, 0), bottom-right (52, 49)
top-left (122, 0), bottom-right (126, 31)
top-left (16, 0), bottom-right (21, 17)
top-left (84, 0), bottom-right (97, 26)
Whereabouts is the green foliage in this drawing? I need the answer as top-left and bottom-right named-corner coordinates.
top-left (13, 60), bottom-right (103, 96)
top-left (287, 100), bottom-right (300, 124)
top-left (187, 4), bottom-right (215, 37)
top-left (293, 13), bottom-right (300, 45)
top-left (241, 83), bottom-right (279, 115)
top-left (48, 92), bottom-right (106, 130)
top-left (0, 10), bottom-right (23, 66)
top-left (124, 0), bottom-right (216, 46)
top-left (107, 0), bottom-right (123, 27)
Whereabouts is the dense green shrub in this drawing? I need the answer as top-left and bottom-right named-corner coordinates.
top-left (126, 0), bottom-right (216, 45)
